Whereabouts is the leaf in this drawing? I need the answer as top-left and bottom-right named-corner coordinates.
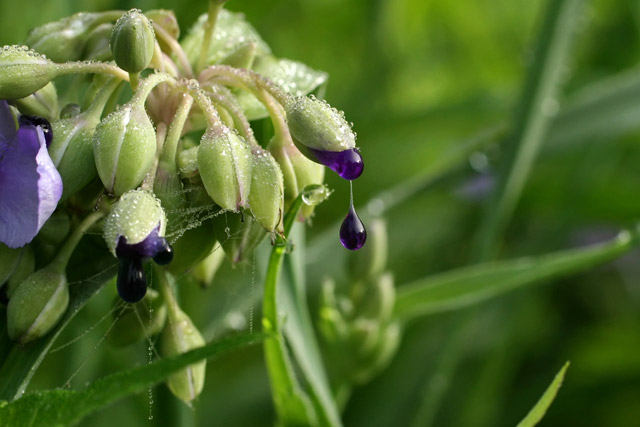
top-left (237, 55), bottom-right (329, 120)
top-left (0, 237), bottom-right (117, 401)
top-left (516, 362), bottom-right (570, 427)
top-left (0, 332), bottom-right (266, 427)
top-left (394, 229), bottom-right (639, 321)
top-left (181, 10), bottom-right (271, 70)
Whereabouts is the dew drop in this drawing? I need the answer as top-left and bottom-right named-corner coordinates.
top-left (117, 257), bottom-right (147, 303)
top-left (152, 242), bottom-right (174, 265)
top-left (340, 182), bottom-right (366, 250)
top-left (309, 147), bottom-right (364, 180)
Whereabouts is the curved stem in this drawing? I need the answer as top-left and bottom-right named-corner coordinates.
top-left (153, 22), bottom-right (194, 78)
top-left (49, 211), bottom-right (105, 274)
top-left (205, 85), bottom-right (257, 146)
top-left (57, 61), bottom-right (130, 82)
top-left (197, 1), bottom-right (224, 74)
top-left (177, 83), bottom-right (222, 128)
top-left (142, 122), bottom-right (167, 191)
top-left (131, 73), bottom-right (176, 108)
top-left (161, 94), bottom-right (194, 167)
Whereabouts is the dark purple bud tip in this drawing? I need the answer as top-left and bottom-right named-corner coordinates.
top-left (153, 243), bottom-right (174, 266)
top-left (20, 115), bottom-right (52, 147)
top-left (117, 257), bottom-right (147, 303)
top-left (340, 205), bottom-right (367, 250)
top-left (115, 227), bottom-right (171, 260)
top-left (309, 148), bottom-right (364, 180)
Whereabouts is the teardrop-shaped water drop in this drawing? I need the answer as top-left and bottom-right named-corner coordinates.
top-left (117, 257), bottom-right (147, 303)
top-left (153, 241), bottom-right (174, 265)
top-left (309, 148), bottom-right (364, 180)
top-left (340, 182), bottom-right (366, 250)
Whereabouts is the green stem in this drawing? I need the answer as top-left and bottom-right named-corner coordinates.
top-left (128, 72), bottom-right (140, 91)
top-left (199, 65), bottom-right (291, 106)
top-left (262, 191), bottom-right (316, 425)
top-left (49, 211), bottom-right (105, 274)
top-left (85, 78), bottom-right (123, 121)
top-left (471, 0), bottom-right (583, 261)
top-left (178, 83), bottom-right (222, 128)
top-left (57, 61), bottom-right (130, 82)
top-left (206, 85), bottom-right (257, 146)
top-left (153, 22), bottom-right (194, 78)
top-left (160, 95), bottom-right (195, 168)
top-left (197, 1), bottom-right (224, 74)
top-left (131, 73), bottom-right (176, 108)
top-left (142, 122), bottom-right (167, 191)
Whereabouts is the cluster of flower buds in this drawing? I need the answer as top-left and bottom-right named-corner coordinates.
top-left (318, 219), bottom-right (399, 385)
top-left (0, 2), bottom-right (366, 402)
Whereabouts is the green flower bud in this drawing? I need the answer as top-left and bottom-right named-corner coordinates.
top-left (110, 9), bottom-right (156, 73)
top-left (93, 103), bottom-right (157, 195)
top-left (11, 82), bottom-right (58, 122)
top-left (286, 95), bottom-right (356, 154)
top-left (7, 268), bottom-right (69, 343)
top-left (60, 103), bottom-right (82, 119)
top-left (83, 23), bottom-right (115, 61)
top-left (6, 246), bottom-right (35, 299)
top-left (213, 212), bottom-right (267, 264)
top-left (26, 12), bottom-right (120, 62)
top-left (108, 289), bottom-right (167, 347)
top-left (0, 243), bottom-right (22, 288)
top-left (356, 273), bottom-right (395, 324)
top-left (177, 145), bottom-right (199, 178)
top-left (0, 46), bottom-right (58, 99)
top-left (347, 219), bottom-right (388, 282)
top-left (249, 148), bottom-right (284, 232)
top-left (145, 10), bottom-right (180, 52)
top-left (161, 306), bottom-right (206, 403)
top-left (197, 127), bottom-right (252, 211)
top-left (191, 243), bottom-right (225, 287)
top-left (103, 190), bottom-right (166, 256)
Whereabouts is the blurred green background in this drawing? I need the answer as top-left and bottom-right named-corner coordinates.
top-left (2, 0), bottom-right (640, 426)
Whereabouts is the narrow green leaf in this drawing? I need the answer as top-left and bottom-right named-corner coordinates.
top-left (394, 229), bottom-right (639, 321)
top-left (473, 0), bottom-right (584, 260)
top-left (517, 362), bottom-right (570, 427)
top-left (0, 332), bottom-right (266, 427)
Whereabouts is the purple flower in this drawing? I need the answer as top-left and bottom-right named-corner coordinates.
top-left (0, 101), bottom-right (62, 248)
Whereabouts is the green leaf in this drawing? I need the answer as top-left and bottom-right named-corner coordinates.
top-left (394, 229), bottom-right (639, 321)
top-left (237, 55), bottom-right (329, 120)
top-left (516, 362), bottom-right (570, 427)
top-left (0, 239), bottom-right (117, 401)
top-left (181, 10), bottom-right (271, 70)
top-left (0, 332), bottom-right (266, 427)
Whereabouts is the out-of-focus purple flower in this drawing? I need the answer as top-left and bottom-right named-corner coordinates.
top-left (0, 101), bottom-right (62, 248)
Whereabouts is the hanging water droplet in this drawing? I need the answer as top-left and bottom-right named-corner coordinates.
top-left (117, 257), bottom-right (147, 303)
top-left (309, 148), bottom-right (364, 180)
top-left (340, 182), bottom-right (366, 250)
top-left (152, 241), bottom-right (174, 266)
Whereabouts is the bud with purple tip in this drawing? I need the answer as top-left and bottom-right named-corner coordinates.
top-left (285, 95), bottom-right (363, 180)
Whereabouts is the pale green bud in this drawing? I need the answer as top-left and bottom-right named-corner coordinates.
top-left (0, 46), bottom-right (58, 99)
top-left (103, 190), bottom-right (166, 256)
top-left (110, 9), bottom-right (156, 73)
top-left (286, 95), bottom-right (356, 154)
top-left (191, 243), bottom-right (225, 287)
top-left (197, 127), bottom-right (252, 211)
top-left (347, 219), bottom-right (388, 281)
top-left (177, 145), bottom-right (199, 178)
top-left (11, 82), bottom-right (58, 122)
top-left (7, 268), bottom-right (69, 343)
top-left (249, 148), bottom-right (284, 232)
top-left (108, 289), bottom-right (167, 347)
top-left (161, 307), bottom-right (206, 403)
top-left (93, 103), bottom-right (157, 195)
top-left (60, 103), bottom-right (82, 119)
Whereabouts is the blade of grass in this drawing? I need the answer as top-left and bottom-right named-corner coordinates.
top-left (516, 362), bottom-right (570, 427)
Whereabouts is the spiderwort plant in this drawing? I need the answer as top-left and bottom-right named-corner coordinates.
top-left (0, 1), bottom-right (368, 422)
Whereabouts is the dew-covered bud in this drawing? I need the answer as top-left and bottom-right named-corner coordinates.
top-left (197, 127), bottom-right (252, 211)
top-left (11, 82), bottom-right (58, 123)
top-left (286, 96), bottom-right (363, 180)
top-left (213, 212), bottom-right (267, 264)
top-left (103, 190), bottom-right (167, 257)
top-left (347, 219), bottom-right (387, 281)
top-left (177, 145), bottom-right (199, 178)
top-left (7, 268), bottom-right (68, 343)
top-left (108, 289), bottom-right (167, 347)
top-left (249, 148), bottom-right (283, 232)
top-left (161, 306), bottom-right (206, 403)
top-left (0, 46), bottom-right (58, 99)
top-left (93, 103), bottom-right (157, 195)
top-left (60, 103), bottom-right (82, 119)
top-left (110, 9), bottom-right (156, 73)
top-left (26, 12), bottom-right (119, 63)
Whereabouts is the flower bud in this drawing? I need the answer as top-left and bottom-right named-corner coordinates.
top-left (108, 289), bottom-right (167, 347)
top-left (0, 46), bottom-right (58, 99)
top-left (191, 243), bottom-right (225, 287)
top-left (110, 9), bottom-right (156, 73)
top-left (357, 273), bottom-right (395, 323)
top-left (177, 145), bottom-right (199, 178)
top-left (0, 243), bottom-right (21, 287)
top-left (5, 246), bottom-right (35, 299)
top-left (60, 103), bottom-right (82, 119)
top-left (103, 190), bottom-right (166, 257)
top-left (93, 103), bottom-right (157, 195)
top-left (286, 96), bottom-right (363, 180)
top-left (7, 268), bottom-right (69, 343)
top-left (26, 12), bottom-right (118, 62)
top-left (213, 212), bottom-right (267, 264)
top-left (197, 127), bottom-right (252, 211)
top-left (249, 148), bottom-right (283, 232)
top-left (11, 82), bottom-right (58, 123)
top-left (161, 306), bottom-right (206, 403)
top-left (347, 219), bottom-right (388, 282)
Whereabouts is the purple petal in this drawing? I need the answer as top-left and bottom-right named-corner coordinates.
top-left (116, 226), bottom-right (170, 259)
top-left (308, 147), bottom-right (364, 180)
top-left (0, 124), bottom-right (62, 248)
